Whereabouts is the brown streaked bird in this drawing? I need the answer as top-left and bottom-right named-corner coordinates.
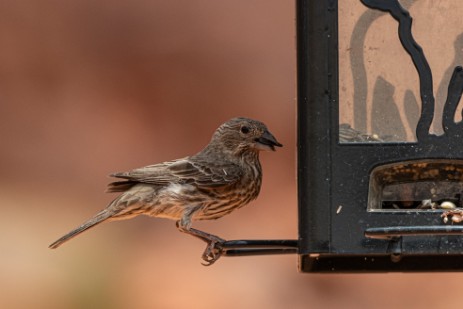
top-left (49, 117), bottom-right (282, 265)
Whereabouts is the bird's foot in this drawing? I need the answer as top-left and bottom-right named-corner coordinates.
top-left (201, 235), bottom-right (225, 266)
top-left (175, 222), bottom-right (226, 265)
top-left (442, 209), bottom-right (463, 223)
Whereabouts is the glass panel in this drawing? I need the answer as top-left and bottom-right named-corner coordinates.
top-left (338, 0), bottom-right (463, 143)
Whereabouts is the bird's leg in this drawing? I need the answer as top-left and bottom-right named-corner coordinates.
top-left (176, 221), bottom-right (225, 266)
top-left (186, 227), bottom-right (225, 266)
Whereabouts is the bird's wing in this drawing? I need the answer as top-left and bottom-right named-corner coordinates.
top-left (108, 157), bottom-right (242, 189)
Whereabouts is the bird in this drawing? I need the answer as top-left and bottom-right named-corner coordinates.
top-left (49, 117), bottom-right (282, 265)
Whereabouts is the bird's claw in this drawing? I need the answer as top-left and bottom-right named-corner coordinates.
top-left (201, 237), bottom-right (225, 266)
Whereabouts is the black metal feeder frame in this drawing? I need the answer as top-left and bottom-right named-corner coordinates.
top-left (221, 0), bottom-right (463, 272)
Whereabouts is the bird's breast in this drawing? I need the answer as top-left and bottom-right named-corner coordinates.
top-left (193, 164), bottom-right (262, 221)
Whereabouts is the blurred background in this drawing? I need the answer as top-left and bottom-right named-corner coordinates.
top-left (1, 1), bottom-right (462, 308)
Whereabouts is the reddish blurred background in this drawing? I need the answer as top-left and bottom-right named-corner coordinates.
top-left (1, 1), bottom-right (461, 308)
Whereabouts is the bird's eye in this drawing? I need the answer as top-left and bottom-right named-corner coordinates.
top-left (240, 126), bottom-right (250, 134)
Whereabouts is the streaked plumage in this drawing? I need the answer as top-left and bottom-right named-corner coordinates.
top-left (49, 117), bottom-right (282, 265)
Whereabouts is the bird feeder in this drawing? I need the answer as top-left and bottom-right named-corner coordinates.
top-left (297, 0), bottom-right (463, 272)
top-left (218, 0), bottom-right (463, 272)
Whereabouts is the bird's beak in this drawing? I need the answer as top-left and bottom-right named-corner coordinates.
top-left (255, 130), bottom-right (283, 151)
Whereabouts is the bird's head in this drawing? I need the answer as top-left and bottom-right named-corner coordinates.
top-left (209, 117), bottom-right (283, 156)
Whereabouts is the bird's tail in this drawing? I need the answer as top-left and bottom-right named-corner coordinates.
top-left (48, 209), bottom-right (112, 249)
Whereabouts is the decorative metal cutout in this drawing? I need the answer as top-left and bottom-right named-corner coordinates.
top-left (361, 0), bottom-right (463, 143)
